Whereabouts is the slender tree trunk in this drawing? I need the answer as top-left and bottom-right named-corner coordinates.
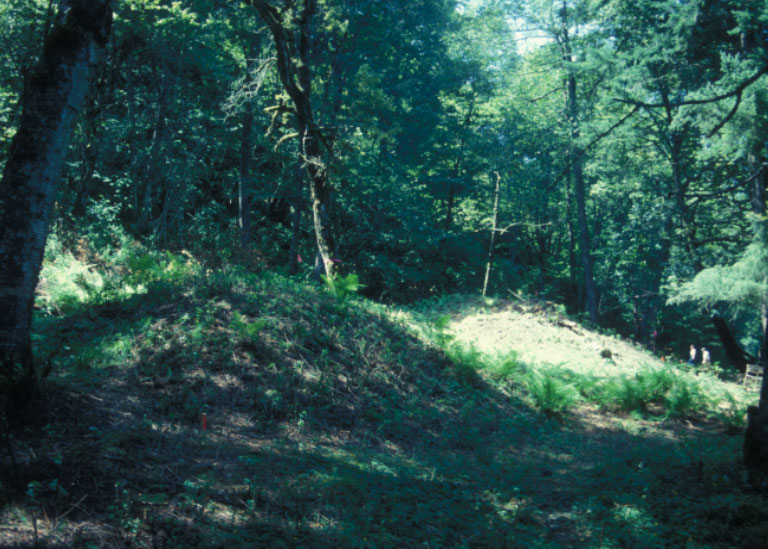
top-left (238, 40), bottom-right (259, 253)
top-left (571, 144), bottom-right (598, 322)
top-left (239, 68), bottom-right (254, 253)
top-left (251, 0), bottom-right (336, 278)
top-left (482, 172), bottom-right (501, 297)
top-left (136, 77), bottom-right (166, 236)
top-left (564, 70), bottom-right (598, 322)
top-left (287, 162), bottom-right (305, 275)
top-left (557, 0), bottom-right (597, 322)
top-left (73, 84), bottom-right (101, 217)
top-left (564, 173), bottom-right (579, 308)
top-left (0, 0), bottom-right (112, 399)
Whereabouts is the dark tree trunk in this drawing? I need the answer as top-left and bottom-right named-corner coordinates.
top-left (559, 10), bottom-right (598, 323)
top-left (73, 83), bottom-right (103, 217)
top-left (564, 174), bottom-right (579, 309)
top-left (744, 131), bottom-right (768, 481)
top-left (571, 141), bottom-right (598, 323)
top-left (445, 183), bottom-right (455, 230)
top-left (444, 100), bottom-right (473, 232)
top-left (711, 314), bottom-right (752, 372)
top-left (136, 75), bottom-right (166, 236)
top-left (0, 0), bottom-right (112, 400)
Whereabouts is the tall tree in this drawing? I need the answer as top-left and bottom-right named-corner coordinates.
top-left (0, 0), bottom-right (112, 402)
top-left (247, 0), bottom-right (337, 278)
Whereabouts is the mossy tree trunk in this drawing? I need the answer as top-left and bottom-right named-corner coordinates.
top-left (249, 0), bottom-right (336, 279)
top-left (0, 0), bottom-right (112, 404)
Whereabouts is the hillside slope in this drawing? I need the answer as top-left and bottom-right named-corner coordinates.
top-left (0, 264), bottom-right (765, 548)
top-left (440, 297), bottom-right (664, 376)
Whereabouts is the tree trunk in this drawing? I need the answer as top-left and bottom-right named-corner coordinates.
top-left (0, 0), bottom-right (112, 401)
top-left (444, 100), bottom-right (474, 231)
top-left (250, 0), bottom-right (336, 279)
top-left (238, 42), bottom-right (256, 253)
top-left (562, 56), bottom-right (598, 321)
top-left (73, 83), bottom-right (102, 217)
top-left (744, 131), bottom-right (768, 481)
top-left (571, 143), bottom-right (598, 323)
top-left (712, 313), bottom-right (752, 372)
top-left (564, 173), bottom-right (579, 310)
top-left (136, 75), bottom-right (166, 236)
top-left (482, 172), bottom-right (501, 297)
top-left (239, 89), bottom-right (253, 253)
top-left (287, 162), bottom-right (305, 275)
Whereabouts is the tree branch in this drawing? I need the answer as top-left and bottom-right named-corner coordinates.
top-left (614, 65), bottom-right (768, 109)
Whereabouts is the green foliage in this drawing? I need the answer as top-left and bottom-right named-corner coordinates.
top-left (486, 351), bottom-right (528, 381)
top-left (323, 272), bottom-right (363, 304)
top-left (443, 343), bottom-right (483, 385)
top-left (525, 370), bottom-right (581, 416)
top-left (595, 368), bottom-right (677, 414)
top-left (665, 378), bottom-right (709, 418)
top-left (230, 311), bottom-right (268, 342)
top-left (668, 238), bottom-right (768, 311)
top-left (37, 251), bottom-right (105, 313)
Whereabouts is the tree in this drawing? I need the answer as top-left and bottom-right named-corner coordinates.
top-left (247, 0), bottom-right (337, 278)
top-left (0, 0), bottom-right (112, 404)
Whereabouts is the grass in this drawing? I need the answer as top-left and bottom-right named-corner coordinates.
top-left (0, 249), bottom-right (765, 547)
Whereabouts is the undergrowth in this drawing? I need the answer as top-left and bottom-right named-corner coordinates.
top-left (0, 240), bottom-right (763, 547)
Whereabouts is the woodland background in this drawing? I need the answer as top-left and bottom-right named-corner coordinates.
top-left (1, 0), bottom-right (765, 361)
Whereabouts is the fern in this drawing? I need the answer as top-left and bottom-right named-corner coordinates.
top-left (526, 371), bottom-right (580, 416)
top-left (323, 273), bottom-right (363, 304)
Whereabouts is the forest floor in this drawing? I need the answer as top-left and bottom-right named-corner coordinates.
top-left (0, 265), bottom-right (766, 548)
top-left (431, 296), bottom-right (665, 377)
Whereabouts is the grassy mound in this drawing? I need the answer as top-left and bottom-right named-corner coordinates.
top-left (0, 253), bottom-right (766, 547)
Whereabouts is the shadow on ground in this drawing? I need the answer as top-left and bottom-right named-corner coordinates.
top-left (1, 275), bottom-right (766, 547)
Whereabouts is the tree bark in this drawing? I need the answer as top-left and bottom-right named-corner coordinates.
top-left (744, 125), bottom-right (768, 481)
top-left (558, 1), bottom-right (598, 323)
top-left (711, 313), bottom-right (752, 372)
top-left (482, 172), bottom-right (501, 297)
top-left (0, 0), bottom-right (112, 398)
top-left (136, 74), bottom-right (166, 236)
top-left (239, 48), bottom-right (255, 253)
top-left (287, 162), bottom-right (305, 275)
top-left (249, 0), bottom-right (336, 279)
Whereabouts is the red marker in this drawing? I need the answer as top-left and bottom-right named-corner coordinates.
top-left (201, 413), bottom-right (208, 431)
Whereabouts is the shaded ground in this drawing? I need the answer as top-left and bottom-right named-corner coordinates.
top-left (1, 276), bottom-right (765, 547)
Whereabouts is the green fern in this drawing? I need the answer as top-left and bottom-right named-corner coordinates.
top-left (323, 273), bottom-right (363, 304)
top-left (526, 371), bottom-right (580, 416)
top-left (230, 311), bottom-right (268, 342)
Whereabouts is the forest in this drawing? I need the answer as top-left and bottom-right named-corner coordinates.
top-left (1, 0), bottom-right (768, 546)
